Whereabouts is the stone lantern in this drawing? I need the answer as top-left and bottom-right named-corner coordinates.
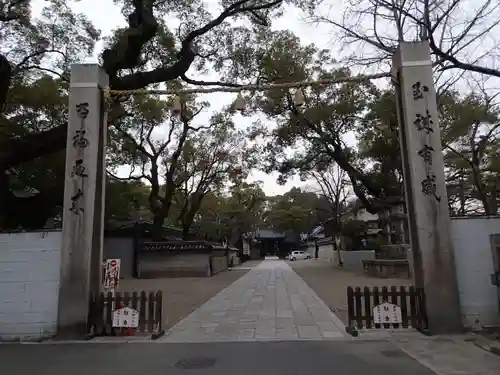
top-left (378, 197), bottom-right (410, 261)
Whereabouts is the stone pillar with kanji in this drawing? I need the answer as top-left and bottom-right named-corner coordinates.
top-left (57, 64), bottom-right (108, 337)
top-left (392, 42), bottom-right (462, 333)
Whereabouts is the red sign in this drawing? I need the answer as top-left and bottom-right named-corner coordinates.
top-left (104, 259), bottom-right (121, 291)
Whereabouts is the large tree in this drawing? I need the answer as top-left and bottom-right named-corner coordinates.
top-left (0, 0), bottom-right (303, 228)
top-left (194, 182), bottom-right (266, 244)
top-left (301, 163), bottom-right (351, 234)
top-left (309, 0), bottom-right (500, 79)
top-left (171, 117), bottom-right (251, 238)
top-left (264, 187), bottom-right (323, 234)
top-left (1, 0), bottom-right (99, 164)
top-left (105, 177), bottom-right (151, 227)
top-left (0, 75), bottom-right (68, 228)
top-left (358, 87), bottom-right (500, 215)
top-left (239, 30), bottom-right (391, 212)
top-left (0, 0), bottom-right (301, 168)
top-left (107, 92), bottom-right (221, 238)
top-left (440, 90), bottom-right (500, 215)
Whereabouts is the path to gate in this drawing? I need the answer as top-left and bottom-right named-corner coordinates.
top-left (159, 260), bottom-right (346, 342)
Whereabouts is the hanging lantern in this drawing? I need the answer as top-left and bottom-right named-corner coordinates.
top-left (172, 95), bottom-right (182, 116)
top-left (233, 92), bottom-right (246, 111)
top-left (293, 88), bottom-right (305, 107)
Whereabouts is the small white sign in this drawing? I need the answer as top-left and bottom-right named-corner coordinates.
top-left (242, 241), bottom-right (250, 255)
top-left (373, 302), bottom-right (402, 324)
top-left (104, 259), bottom-right (121, 291)
top-left (112, 307), bottom-right (139, 328)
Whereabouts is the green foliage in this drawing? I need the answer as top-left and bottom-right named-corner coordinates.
top-left (341, 219), bottom-right (367, 237)
top-left (105, 179), bottom-right (151, 227)
top-left (0, 75), bottom-right (68, 228)
top-left (194, 182), bottom-right (267, 243)
top-left (264, 187), bottom-right (324, 234)
top-left (2, 0), bottom-right (500, 232)
top-left (170, 116), bottom-right (252, 237)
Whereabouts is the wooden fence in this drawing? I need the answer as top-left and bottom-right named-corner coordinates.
top-left (88, 291), bottom-right (163, 336)
top-left (346, 286), bottom-right (427, 330)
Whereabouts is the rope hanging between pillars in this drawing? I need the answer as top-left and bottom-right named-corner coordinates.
top-left (101, 72), bottom-right (391, 113)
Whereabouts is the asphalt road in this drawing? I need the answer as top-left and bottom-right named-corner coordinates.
top-left (0, 340), bottom-right (436, 375)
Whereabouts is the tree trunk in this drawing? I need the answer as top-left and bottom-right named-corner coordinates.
top-left (0, 54), bottom-right (12, 113)
top-left (151, 213), bottom-right (165, 241)
top-left (0, 123), bottom-right (67, 169)
top-left (179, 192), bottom-right (206, 240)
top-left (490, 183), bottom-right (498, 216)
top-left (181, 221), bottom-right (191, 240)
top-left (0, 168), bottom-right (10, 228)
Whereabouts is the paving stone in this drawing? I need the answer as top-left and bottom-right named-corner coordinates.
top-left (276, 327), bottom-right (299, 338)
top-left (236, 329), bottom-right (256, 340)
top-left (237, 322), bottom-right (258, 330)
top-left (298, 326), bottom-right (323, 339)
top-left (318, 324), bottom-right (340, 333)
top-left (215, 325), bottom-right (239, 336)
top-left (240, 316), bottom-right (259, 323)
top-left (255, 333), bottom-right (278, 340)
top-left (321, 330), bottom-right (345, 338)
top-left (276, 318), bottom-right (295, 328)
top-left (277, 310), bottom-right (293, 318)
top-left (160, 260), bottom-right (345, 343)
top-left (256, 326), bottom-right (275, 336)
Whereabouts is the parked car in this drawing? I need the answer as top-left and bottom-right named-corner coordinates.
top-left (288, 250), bottom-right (311, 261)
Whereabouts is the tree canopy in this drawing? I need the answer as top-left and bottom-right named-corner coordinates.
top-left (1, 0), bottom-right (499, 236)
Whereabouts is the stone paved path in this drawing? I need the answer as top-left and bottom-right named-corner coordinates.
top-left (159, 260), bottom-right (346, 342)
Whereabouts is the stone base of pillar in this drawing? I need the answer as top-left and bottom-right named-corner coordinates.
top-left (378, 244), bottom-right (411, 260)
top-left (54, 323), bottom-right (89, 340)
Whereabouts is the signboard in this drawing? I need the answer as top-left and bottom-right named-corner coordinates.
top-left (243, 241), bottom-right (250, 256)
top-left (112, 307), bottom-right (139, 328)
top-left (104, 259), bottom-right (120, 291)
top-left (373, 302), bottom-right (402, 324)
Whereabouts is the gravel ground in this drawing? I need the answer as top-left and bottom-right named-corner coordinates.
top-left (119, 268), bottom-right (250, 330)
top-left (290, 259), bottom-right (411, 324)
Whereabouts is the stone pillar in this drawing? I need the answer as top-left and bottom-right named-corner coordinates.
top-left (392, 42), bottom-right (462, 333)
top-left (57, 64), bottom-right (108, 336)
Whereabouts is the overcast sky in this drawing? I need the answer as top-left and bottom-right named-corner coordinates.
top-left (31, 0), bottom-right (356, 195)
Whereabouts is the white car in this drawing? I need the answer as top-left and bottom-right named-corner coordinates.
top-left (288, 250), bottom-right (312, 261)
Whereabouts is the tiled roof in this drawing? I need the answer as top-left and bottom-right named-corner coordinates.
top-left (254, 228), bottom-right (286, 239)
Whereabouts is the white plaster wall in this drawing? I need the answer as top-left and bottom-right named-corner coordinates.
top-left (450, 217), bottom-right (500, 328)
top-left (318, 243), bottom-right (334, 262)
top-left (306, 242), bottom-right (334, 261)
top-left (0, 231), bottom-right (62, 340)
